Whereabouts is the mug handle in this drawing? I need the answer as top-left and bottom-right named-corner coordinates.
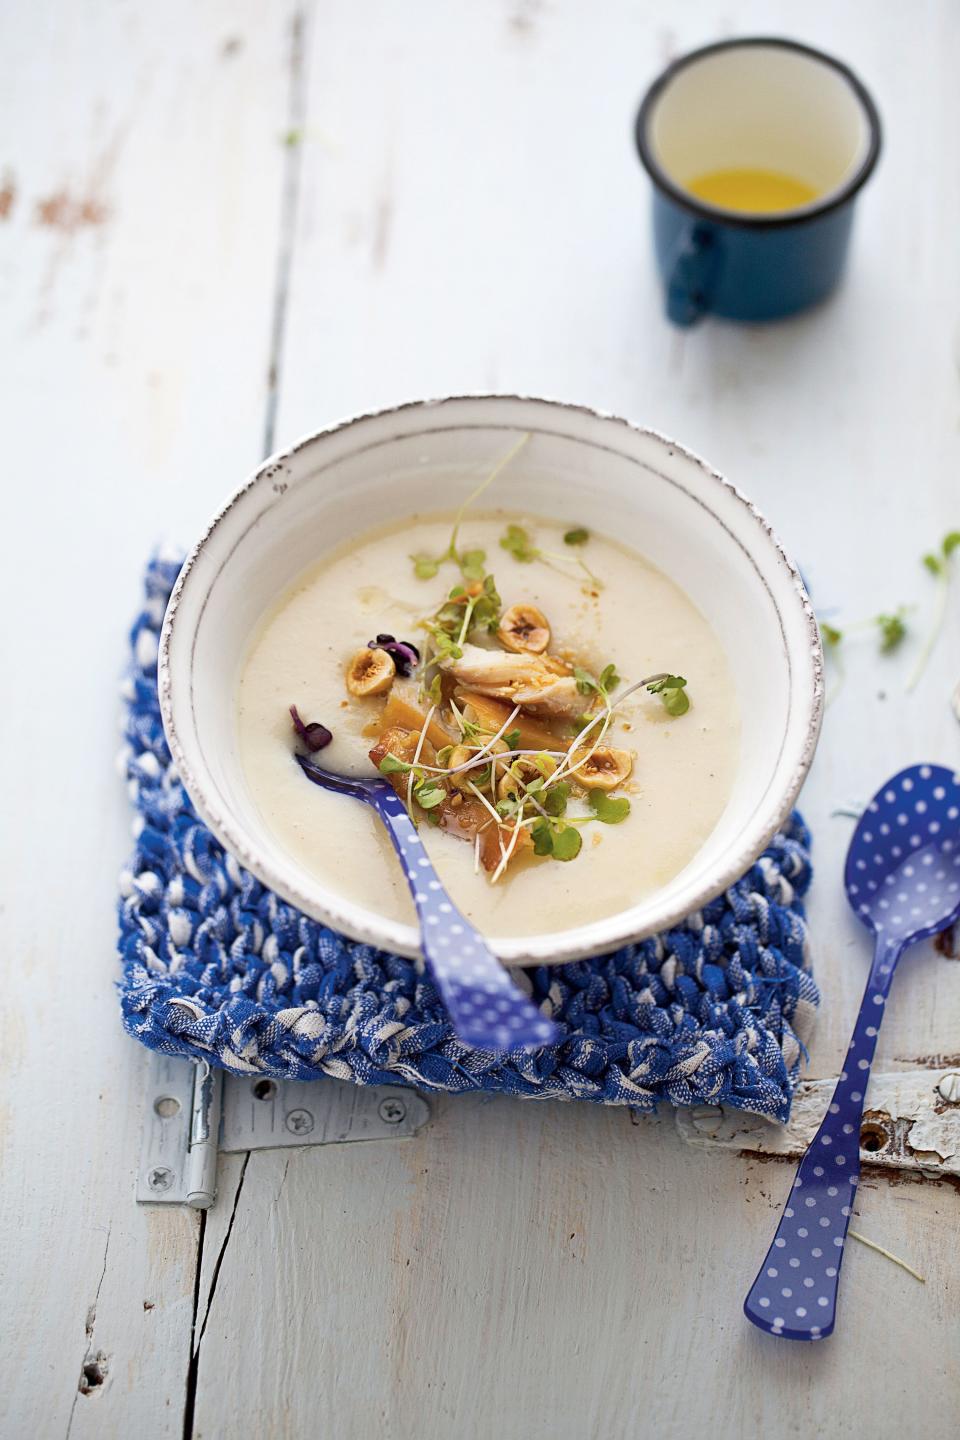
top-left (665, 223), bottom-right (717, 327)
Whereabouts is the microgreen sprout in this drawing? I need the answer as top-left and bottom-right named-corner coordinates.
top-left (876, 608), bottom-right (908, 654)
top-left (419, 575), bottom-right (502, 697)
top-left (412, 554), bottom-right (441, 580)
top-left (573, 663), bottom-right (620, 700)
top-left (460, 548), bottom-right (487, 582)
top-left (378, 753), bottom-right (412, 774)
top-left (499, 521), bottom-right (602, 587)
top-left (499, 523), bottom-right (538, 564)
top-left (529, 817), bottom-right (582, 861)
top-left (822, 608), bottom-right (909, 658)
top-left (470, 574), bottom-right (502, 632)
top-left (495, 791), bottom-right (523, 821)
top-left (907, 531), bottom-right (960, 692)
top-left (819, 620), bottom-right (845, 708)
top-left (426, 626), bottom-right (463, 662)
top-left (551, 790), bottom-right (632, 831)
top-left (426, 672), bottom-right (443, 705)
top-left (551, 670), bottom-right (687, 792)
top-left (489, 803), bottom-right (531, 883)
top-left (405, 704), bottom-right (437, 814)
top-left (504, 728), bottom-right (522, 750)
top-left (550, 825), bottom-right (582, 860)
top-left (588, 791), bottom-right (630, 824)
top-left (645, 673), bottom-right (689, 717)
top-left (542, 782), bottom-right (570, 817)
top-left (410, 433), bottom-right (530, 581)
top-left (456, 716), bottom-right (483, 746)
top-left (412, 777), bottom-right (446, 809)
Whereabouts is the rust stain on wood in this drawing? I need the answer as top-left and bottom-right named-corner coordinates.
top-left (0, 172), bottom-right (15, 219)
top-left (933, 923), bottom-right (958, 958)
top-left (894, 1053), bottom-right (960, 1069)
top-left (508, 0), bottom-right (541, 36)
top-left (34, 189), bottom-right (109, 233)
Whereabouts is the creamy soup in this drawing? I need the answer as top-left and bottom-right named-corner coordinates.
top-left (238, 504), bottom-right (740, 940)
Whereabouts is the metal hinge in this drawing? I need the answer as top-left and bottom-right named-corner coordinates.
top-left (137, 1054), bottom-right (431, 1208)
top-left (675, 1067), bottom-right (960, 1178)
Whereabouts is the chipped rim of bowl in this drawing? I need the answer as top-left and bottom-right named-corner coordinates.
top-left (159, 393), bottom-right (824, 966)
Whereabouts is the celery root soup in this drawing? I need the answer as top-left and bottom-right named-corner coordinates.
top-left (238, 470), bottom-right (740, 940)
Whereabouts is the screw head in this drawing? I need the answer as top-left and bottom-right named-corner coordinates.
top-left (689, 1104), bottom-right (724, 1136)
top-left (378, 1097), bottom-right (406, 1124)
top-left (147, 1166), bottom-right (174, 1192)
top-left (285, 1108), bottom-right (314, 1135)
top-left (937, 1071), bottom-right (960, 1104)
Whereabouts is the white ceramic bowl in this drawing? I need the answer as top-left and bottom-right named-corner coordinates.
top-left (159, 395), bottom-right (822, 966)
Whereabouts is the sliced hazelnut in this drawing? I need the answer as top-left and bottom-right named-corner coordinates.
top-left (496, 756), bottom-right (555, 804)
top-left (346, 647), bottom-right (395, 697)
top-left (498, 603), bottom-right (551, 654)
top-left (445, 744), bottom-right (480, 790)
top-left (568, 746), bottom-right (633, 791)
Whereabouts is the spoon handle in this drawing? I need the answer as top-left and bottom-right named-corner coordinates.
top-left (743, 935), bottom-right (902, 1341)
top-left (369, 785), bottom-right (559, 1051)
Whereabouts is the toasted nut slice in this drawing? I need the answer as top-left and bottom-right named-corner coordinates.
top-left (569, 746), bottom-right (633, 790)
top-left (496, 756), bottom-right (555, 804)
top-left (346, 647), bottom-right (395, 697)
top-left (446, 744), bottom-right (475, 770)
top-left (446, 744), bottom-right (480, 790)
top-left (498, 603), bottom-right (550, 654)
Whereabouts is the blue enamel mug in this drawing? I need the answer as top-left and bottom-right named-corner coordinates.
top-left (635, 37), bottom-right (881, 325)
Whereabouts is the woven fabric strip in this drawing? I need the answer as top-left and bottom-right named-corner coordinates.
top-left (117, 556), bottom-right (819, 1121)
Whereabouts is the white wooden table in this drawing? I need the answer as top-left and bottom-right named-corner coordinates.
top-left (2, 3), bottom-right (959, 1436)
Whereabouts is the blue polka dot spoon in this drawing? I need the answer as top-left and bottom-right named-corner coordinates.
top-left (297, 755), bottom-right (559, 1052)
top-left (745, 763), bottom-right (960, 1341)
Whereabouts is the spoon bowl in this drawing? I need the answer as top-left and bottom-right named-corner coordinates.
top-left (845, 764), bottom-right (960, 947)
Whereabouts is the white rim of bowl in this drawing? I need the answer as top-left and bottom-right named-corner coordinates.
top-left (159, 393), bottom-right (824, 966)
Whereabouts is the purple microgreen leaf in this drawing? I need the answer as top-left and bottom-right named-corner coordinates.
top-left (289, 704), bottom-right (333, 752)
top-left (368, 634), bottom-right (421, 676)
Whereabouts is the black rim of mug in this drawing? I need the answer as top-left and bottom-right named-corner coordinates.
top-left (634, 36), bottom-right (882, 230)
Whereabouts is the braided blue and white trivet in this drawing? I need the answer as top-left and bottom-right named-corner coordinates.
top-left (117, 556), bottom-right (819, 1120)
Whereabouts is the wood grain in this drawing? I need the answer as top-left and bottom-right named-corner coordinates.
top-left (193, 1098), bottom-right (960, 1439)
top-left (0, 1), bottom-right (291, 1433)
top-left (2, 2), bottom-right (959, 1437)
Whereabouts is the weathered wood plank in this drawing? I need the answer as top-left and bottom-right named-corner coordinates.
top-left (194, 1096), bottom-right (960, 1439)
top-left (0, 1), bottom-right (292, 1433)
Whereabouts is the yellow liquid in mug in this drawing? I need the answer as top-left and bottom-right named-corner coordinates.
top-left (685, 167), bottom-right (820, 215)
